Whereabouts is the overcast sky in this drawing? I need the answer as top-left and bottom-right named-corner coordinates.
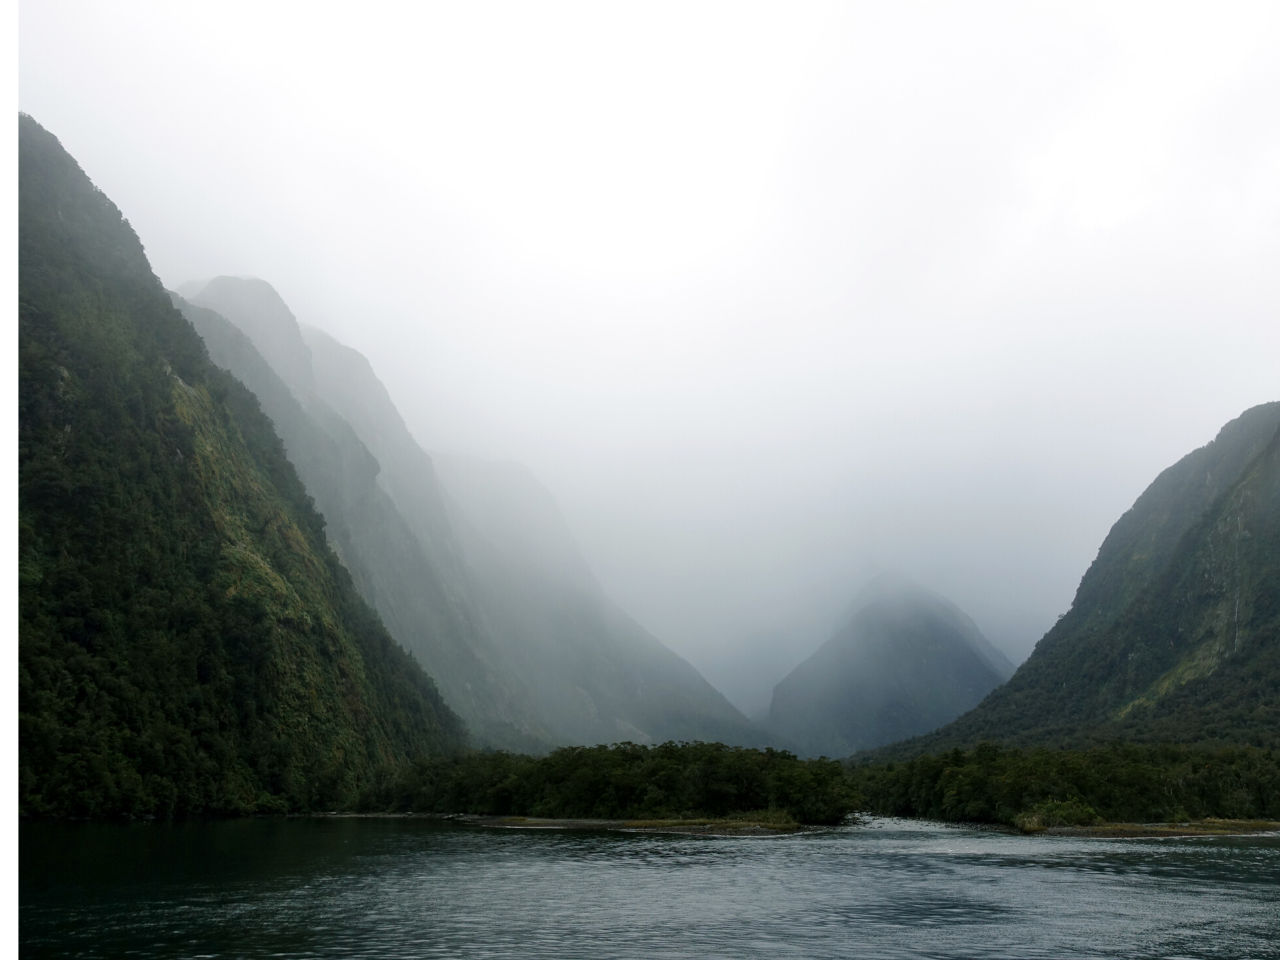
top-left (21, 1), bottom-right (1280, 713)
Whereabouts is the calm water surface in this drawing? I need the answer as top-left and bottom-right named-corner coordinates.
top-left (20, 817), bottom-right (1280, 959)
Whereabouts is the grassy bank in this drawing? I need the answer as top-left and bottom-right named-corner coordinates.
top-left (356, 741), bottom-right (860, 824)
top-left (847, 743), bottom-right (1280, 829)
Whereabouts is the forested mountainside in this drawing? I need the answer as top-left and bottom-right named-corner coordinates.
top-left (768, 574), bottom-right (1014, 757)
top-left (172, 294), bottom-right (551, 752)
top-left (873, 403), bottom-right (1280, 759)
top-left (17, 114), bottom-right (464, 819)
top-left (182, 278), bottom-right (767, 748)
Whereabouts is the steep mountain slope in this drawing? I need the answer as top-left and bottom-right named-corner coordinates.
top-left (432, 455), bottom-right (596, 590)
top-left (190, 277), bottom-right (316, 395)
top-left (296, 319), bottom-right (770, 747)
top-left (432, 455), bottom-right (772, 747)
top-left (296, 323), bottom-right (469, 588)
top-left (17, 114), bottom-right (464, 819)
top-left (877, 403), bottom-right (1280, 758)
top-left (174, 288), bottom-right (549, 751)
top-left (768, 575), bottom-right (1014, 756)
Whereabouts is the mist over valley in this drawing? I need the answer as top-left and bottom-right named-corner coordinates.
top-left (16, 6), bottom-right (1280, 955)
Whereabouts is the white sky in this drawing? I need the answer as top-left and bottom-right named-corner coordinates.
top-left (20, 1), bottom-right (1280, 713)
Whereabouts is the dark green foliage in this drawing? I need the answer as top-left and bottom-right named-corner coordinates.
top-left (357, 741), bottom-right (862, 824)
top-left (850, 743), bottom-right (1280, 825)
top-left (170, 294), bottom-right (553, 752)
top-left (18, 113), bottom-right (465, 819)
top-left (870, 404), bottom-right (1280, 759)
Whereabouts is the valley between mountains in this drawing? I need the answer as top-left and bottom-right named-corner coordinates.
top-left (18, 112), bottom-right (1280, 825)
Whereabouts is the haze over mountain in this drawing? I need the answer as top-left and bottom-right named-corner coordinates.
top-left (171, 290), bottom-right (550, 751)
top-left (182, 276), bottom-right (767, 749)
top-left (17, 115), bottom-right (464, 818)
top-left (768, 574), bottom-right (1014, 757)
top-left (426, 452), bottom-right (769, 748)
top-left (17, 3), bottom-right (1280, 803)
top-left (22, 5), bottom-right (1280, 686)
top-left (875, 402), bottom-right (1280, 758)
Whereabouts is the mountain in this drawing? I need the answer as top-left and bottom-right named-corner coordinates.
top-left (17, 114), bottom-right (465, 819)
top-left (294, 324), bottom-right (477, 600)
top-left (173, 288), bottom-right (549, 752)
top-left (874, 402), bottom-right (1280, 758)
top-left (430, 453), bottom-right (772, 747)
top-left (300, 322), bottom-right (770, 748)
top-left (767, 574), bottom-right (1015, 756)
top-left (181, 281), bottom-right (767, 747)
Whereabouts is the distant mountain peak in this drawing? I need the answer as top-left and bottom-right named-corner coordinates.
top-left (769, 576), bottom-right (1012, 756)
top-left (838, 572), bottom-right (1016, 679)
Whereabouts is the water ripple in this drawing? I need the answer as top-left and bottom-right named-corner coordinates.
top-left (21, 818), bottom-right (1280, 959)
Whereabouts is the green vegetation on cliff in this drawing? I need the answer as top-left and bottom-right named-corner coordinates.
top-left (873, 404), bottom-right (1280, 758)
top-left (171, 292), bottom-right (552, 752)
top-left (18, 114), bottom-right (464, 819)
top-left (357, 741), bottom-right (860, 824)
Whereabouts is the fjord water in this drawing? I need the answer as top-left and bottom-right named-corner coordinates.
top-left (21, 819), bottom-right (1280, 959)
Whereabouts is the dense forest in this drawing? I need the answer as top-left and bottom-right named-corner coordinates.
top-left (352, 739), bottom-right (1280, 829)
top-left (18, 113), bottom-right (465, 819)
top-left (356, 741), bottom-right (859, 824)
top-left (848, 743), bottom-right (1280, 828)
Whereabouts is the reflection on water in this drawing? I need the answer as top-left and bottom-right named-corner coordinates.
top-left (20, 817), bottom-right (1280, 959)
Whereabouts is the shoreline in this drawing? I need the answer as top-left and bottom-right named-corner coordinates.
top-left (305, 812), bottom-right (810, 835)
top-left (21, 814), bottom-right (1280, 838)
top-left (303, 812), bottom-right (1280, 839)
top-left (1041, 819), bottom-right (1280, 839)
